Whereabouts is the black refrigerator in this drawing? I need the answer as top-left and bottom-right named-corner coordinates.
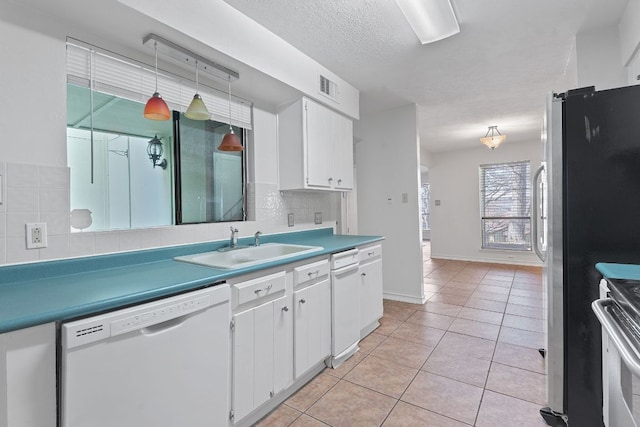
top-left (534, 85), bottom-right (640, 427)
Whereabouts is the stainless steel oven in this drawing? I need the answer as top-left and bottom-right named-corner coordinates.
top-left (593, 278), bottom-right (640, 427)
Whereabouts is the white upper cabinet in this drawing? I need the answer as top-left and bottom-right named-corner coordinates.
top-left (278, 97), bottom-right (354, 191)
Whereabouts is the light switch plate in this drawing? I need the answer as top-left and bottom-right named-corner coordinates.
top-left (314, 212), bottom-right (322, 224)
top-left (288, 213), bottom-right (294, 227)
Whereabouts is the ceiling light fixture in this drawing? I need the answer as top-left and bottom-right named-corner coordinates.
top-left (218, 77), bottom-right (243, 152)
top-left (147, 135), bottom-right (168, 169)
top-left (480, 126), bottom-right (507, 150)
top-left (185, 59), bottom-right (211, 120)
top-left (143, 41), bottom-right (171, 121)
top-left (395, 0), bottom-right (460, 44)
top-left (143, 34), bottom-right (239, 83)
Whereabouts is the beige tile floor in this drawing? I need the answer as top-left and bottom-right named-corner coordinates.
top-left (256, 242), bottom-right (548, 426)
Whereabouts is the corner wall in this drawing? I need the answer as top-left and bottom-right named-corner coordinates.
top-left (429, 140), bottom-right (542, 266)
top-left (356, 104), bottom-right (424, 303)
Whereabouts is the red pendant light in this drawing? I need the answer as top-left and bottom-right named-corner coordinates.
top-left (218, 77), bottom-right (243, 151)
top-left (144, 41), bottom-right (171, 121)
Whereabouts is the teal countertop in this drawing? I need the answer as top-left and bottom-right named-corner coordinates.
top-left (0, 228), bottom-right (383, 334)
top-left (596, 263), bottom-right (640, 281)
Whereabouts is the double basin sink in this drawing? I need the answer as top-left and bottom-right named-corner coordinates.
top-left (175, 243), bottom-right (323, 270)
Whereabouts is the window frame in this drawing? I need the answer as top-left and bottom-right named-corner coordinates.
top-left (479, 160), bottom-right (532, 251)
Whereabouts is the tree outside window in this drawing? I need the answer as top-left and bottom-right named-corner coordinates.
top-left (479, 161), bottom-right (531, 250)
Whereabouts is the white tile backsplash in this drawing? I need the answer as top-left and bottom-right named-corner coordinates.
top-left (6, 237), bottom-right (39, 264)
top-left (6, 187), bottom-right (39, 213)
top-left (39, 165), bottom-right (70, 189)
top-left (0, 161), bottom-right (339, 265)
top-left (69, 232), bottom-right (96, 257)
top-left (39, 188), bottom-right (69, 213)
top-left (6, 163), bottom-right (38, 188)
top-left (6, 213), bottom-right (39, 238)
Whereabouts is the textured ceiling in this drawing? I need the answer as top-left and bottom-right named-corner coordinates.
top-left (222, 0), bottom-right (629, 153)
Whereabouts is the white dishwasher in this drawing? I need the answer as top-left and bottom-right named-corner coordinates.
top-left (60, 284), bottom-right (230, 427)
top-left (329, 248), bottom-right (360, 368)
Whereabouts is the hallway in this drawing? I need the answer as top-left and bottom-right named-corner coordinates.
top-left (257, 243), bottom-right (547, 426)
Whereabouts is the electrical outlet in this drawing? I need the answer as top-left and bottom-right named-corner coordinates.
top-left (26, 223), bottom-right (47, 249)
top-left (314, 212), bottom-right (322, 224)
top-left (288, 213), bottom-right (294, 227)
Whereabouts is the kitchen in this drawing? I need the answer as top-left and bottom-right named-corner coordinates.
top-left (1, 0), bottom-right (640, 426)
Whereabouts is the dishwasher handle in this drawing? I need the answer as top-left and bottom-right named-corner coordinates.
top-left (332, 262), bottom-right (359, 277)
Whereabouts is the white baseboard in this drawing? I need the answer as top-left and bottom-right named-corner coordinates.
top-left (429, 253), bottom-right (543, 267)
top-left (382, 292), bottom-right (427, 304)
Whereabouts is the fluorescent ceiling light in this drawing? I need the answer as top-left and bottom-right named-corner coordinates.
top-left (395, 0), bottom-right (460, 44)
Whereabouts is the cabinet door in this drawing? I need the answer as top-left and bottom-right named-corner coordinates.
top-left (307, 279), bottom-right (331, 367)
top-left (232, 308), bottom-right (256, 422)
top-left (1, 323), bottom-right (56, 427)
top-left (294, 279), bottom-right (331, 379)
top-left (333, 113), bottom-right (354, 190)
top-left (305, 99), bottom-right (334, 188)
top-left (272, 295), bottom-right (292, 394)
top-left (293, 287), bottom-right (309, 379)
top-left (253, 301), bottom-right (275, 410)
top-left (360, 259), bottom-right (384, 335)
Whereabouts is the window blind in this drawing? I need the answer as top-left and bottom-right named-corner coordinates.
top-left (67, 42), bottom-right (253, 130)
top-left (479, 161), bottom-right (531, 250)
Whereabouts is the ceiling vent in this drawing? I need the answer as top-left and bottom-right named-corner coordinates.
top-left (319, 75), bottom-right (339, 102)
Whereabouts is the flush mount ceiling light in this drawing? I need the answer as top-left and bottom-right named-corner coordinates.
top-left (395, 0), bottom-right (460, 44)
top-left (185, 59), bottom-right (211, 120)
top-left (218, 77), bottom-right (243, 152)
top-left (147, 135), bottom-right (168, 169)
top-left (481, 125), bottom-right (507, 150)
top-left (143, 41), bottom-right (171, 121)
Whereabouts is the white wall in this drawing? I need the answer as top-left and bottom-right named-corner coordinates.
top-left (356, 104), bottom-right (424, 303)
top-left (576, 26), bottom-right (627, 90)
top-left (620, 0), bottom-right (640, 67)
top-left (0, 2), bottom-right (339, 265)
top-left (429, 140), bottom-right (542, 266)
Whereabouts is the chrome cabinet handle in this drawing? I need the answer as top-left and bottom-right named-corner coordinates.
top-left (254, 284), bottom-right (273, 294)
top-left (368, 251), bottom-right (375, 256)
top-left (307, 270), bottom-right (320, 278)
top-left (338, 179), bottom-right (342, 185)
top-left (361, 272), bottom-right (367, 277)
top-left (299, 299), bottom-right (306, 304)
top-left (282, 306), bottom-right (289, 312)
top-left (328, 177), bottom-right (333, 183)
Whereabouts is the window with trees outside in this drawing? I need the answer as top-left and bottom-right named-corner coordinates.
top-left (479, 161), bottom-right (532, 251)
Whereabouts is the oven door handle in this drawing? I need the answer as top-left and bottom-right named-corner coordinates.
top-left (592, 298), bottom-right (640, 377)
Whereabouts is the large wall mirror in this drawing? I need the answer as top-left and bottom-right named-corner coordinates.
top-left (66, 41), bottom-right (249, 232)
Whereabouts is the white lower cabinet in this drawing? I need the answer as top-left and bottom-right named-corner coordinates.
top-left (0, 322), bottom-right (56, 427)
top-left (359, 245), bottom-right (384, 337)
top-left (294, 279), bottom-right (331, 378)
top-left (231, 292), bottom-right (292, 423)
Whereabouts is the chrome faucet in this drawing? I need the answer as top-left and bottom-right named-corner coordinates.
top-left (230, 226), bottom-right (238, 248)
top-left (254, 231), bottom-right (262, 247)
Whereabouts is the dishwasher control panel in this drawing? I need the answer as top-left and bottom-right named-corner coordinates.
top-left (110, 294), bottom-right (211, 336)
top-left (62, 284), bottom-right (229, 349)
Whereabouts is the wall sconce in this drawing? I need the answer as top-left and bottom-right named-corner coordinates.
top-left (147, 135), bottom-right (167, 169)
top-left (480, 125), bottom-right (507, 150)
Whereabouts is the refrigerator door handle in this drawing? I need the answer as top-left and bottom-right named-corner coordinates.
top-left (532, 164), bottom-right (546, 261)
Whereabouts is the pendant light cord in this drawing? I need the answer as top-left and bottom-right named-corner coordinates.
top-left (195, 59), bottom-right (199, 94)
top-left (228, 77), bottom-right (233, 132)
top-left (154, 41), bottom-right (159, 93)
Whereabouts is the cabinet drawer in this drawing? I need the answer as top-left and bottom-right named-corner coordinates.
top-left (359, 245), bottom-right (382, 263)
top-left (234, 271), bottom-right (286, 306)
top-left (294, 260), bottom-right (330, 287)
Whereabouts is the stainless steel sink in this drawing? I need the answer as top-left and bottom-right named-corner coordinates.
top-left (174, 243), bottom-right (324, 269)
